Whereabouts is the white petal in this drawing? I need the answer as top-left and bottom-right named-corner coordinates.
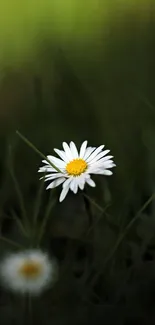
top-left (86, 167), bottom-right (101, 174)
top-left (54, 149), bottom-right (69, 163)
top-left (87, 149), bottom-right (109, 164)
top-left (103, 162), bottom-right (116, 168)
top-left (70, 178), bottom-right (74, 192)
top-left (79, 141), bottom-right (88, 158)
top-left (86, 178), bottom-right (96, 187)
top-left (74, 181), bottom-right (78, 194)
top-left (88, 167), bottom-right (114, 175)
top-left (69, 178), bottom-right (78, 194)
top-left (83, 147), bottom-right (96, 160)
top-left (38, 166), bottom-right (56, 173)
top-left (102, 170), bottom-right (113, 176)
top-left (94, 158), bottom-right (113, 165)
top-left (77, 175), bottom-right (86, 190)
top-left (59, 186), bottom-right (70, 202)
top-left (43, 173), bottom-right (65, 182)
top-left (94, 160), bottom-right (115, 169)
top-left (84, 173), bottom-right (91, 179)
top-left (42, 160), bottom-right (49, 165)
top-left (43, 172), bottom-right (63, 178)
top-left (62, 177), bottom-right (73, 188)
top-left (93, 150), bottom-right (111, 163)
top-left (62, 142), bottom-right (73, 160)
top-left (47, 155), bottom-right (66, 168)
top-left (79, 183), bottom-right (85, 191)
top-left (70, 142), bottom-right (78, 158)
top-left (46, 177), bottom-right (65, 189)
top-left (86, 145), bottom-right (105, 162)
top-left (99, 155), bottom-right (114, 162)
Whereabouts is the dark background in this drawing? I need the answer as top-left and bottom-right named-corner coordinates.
top-left (0, 1), bottom-right (155, 324)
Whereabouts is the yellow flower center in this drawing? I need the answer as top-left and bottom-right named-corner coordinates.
top-left (66, 158), bottom-right (87, 176)
top-left (19, 261), bottom-right (43, 279)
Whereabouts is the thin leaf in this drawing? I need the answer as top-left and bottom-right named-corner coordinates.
top-left (8, 145), bottom-right (28, 228)
top-left (11, 209), bottom-right (28, 237)
top-left (83, 193), bottom-right (104, 213)
top-left (90, 193), bottom-right (155, 287)
top-left (33, 178), bottom-right (45, 226)
top-left (37, 196), bottom-right (57, 245)
top-left (16, 131), bottom-right (62, 173)
top-left (0, 235), bottom-right (24, 248)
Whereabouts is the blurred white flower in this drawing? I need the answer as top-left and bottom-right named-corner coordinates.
top-left (0, 250), bottom-right (57, 295)
top-left (38, 141), bottom-right (116, 202)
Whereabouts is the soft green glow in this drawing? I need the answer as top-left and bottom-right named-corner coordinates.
top-left (0, 0), bottom-right (150, 66)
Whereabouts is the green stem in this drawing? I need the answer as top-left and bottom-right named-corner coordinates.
top-left (23, 294), bottom-right (33, 325)
top-left (82, 193), bottom-right (113, 234)
top-left (8, 145), bottom-right (28, 231)
top-left (11, 210), bottom-right (29, 237)
top-left (28, 294), bottom-right (33, 325)
top-left (37, 196), bottom-right (57, 245)
top-left (83, 192), bottom-right (93, 227)
top-left (0, 235), bottom-right (24, 248)
top-left (90, 193), bottom-right (155, 287)
top-left (33, 178), bottom-right (45, 226)
top-left (9, 167), bottom-right (29, 231)
top-left (16, 131), bottom-right (62, 173)
top-left (83, 193), bottom-right (104, 213)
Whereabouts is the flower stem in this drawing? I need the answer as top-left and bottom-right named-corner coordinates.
top-left (90, 192), bottom-right (155, 287)
top-left (23, 294), bottom-right (33, 325)
top-left (16, 131), bottom-right (62, 173)
top-left (37, 195), bottom-right (57, 246)
top-left (0, 235), bottom-right (23, 248)
top-left (83, 192), bottom-right (104, 213)
top-left (83, 191), bottom-right (93, 228)
top-left (33, 178), bottom-right (45, 227)
top-left (28, 294), bottom-right (33, 325)
top-left (8, 145), bottom-right (28, 231)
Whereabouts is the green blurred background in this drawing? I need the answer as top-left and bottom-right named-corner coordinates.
top-left (0, 1), bottom-right (155, 324)
top-left (0, 0), bottom-right (153, 207)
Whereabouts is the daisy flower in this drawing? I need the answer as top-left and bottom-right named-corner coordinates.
top-left (38, 141), bottom-right (116, 202)
top-left (0, 250), bottom-right (57, 295)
